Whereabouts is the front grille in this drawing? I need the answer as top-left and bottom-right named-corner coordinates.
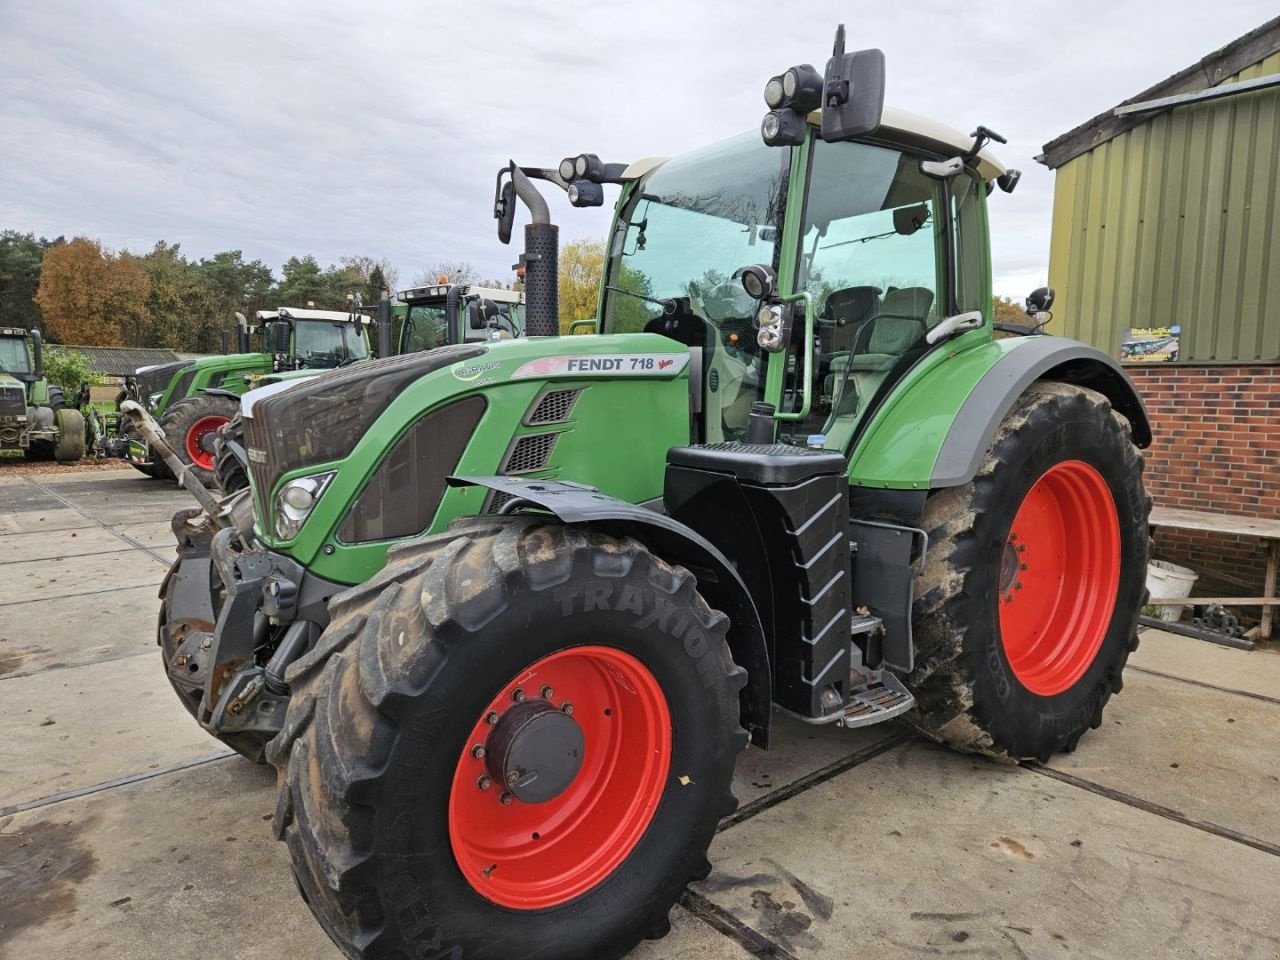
top-left (0, 385), bottom-right (26, 418)
top-left (525, 388), bottom-right (581, 425)
top-left (168, 369), bottom-right (198, 404)
top-left (134, 361), bottom-right (191, 401)
top-left (242, 412), bottom-right (276, 513)
top-left (502, 433), bottom-right (558, 474)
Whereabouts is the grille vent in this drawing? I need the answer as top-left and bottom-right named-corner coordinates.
top-left (526, 388), bottom-right (581, 425)
top-left (485, 489), bottom-right (518, 514)
top-left (502, 432), bottom-right (558, 474)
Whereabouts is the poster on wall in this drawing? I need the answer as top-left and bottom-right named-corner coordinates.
top-left (1120, 325), bottom-right (1180, 363)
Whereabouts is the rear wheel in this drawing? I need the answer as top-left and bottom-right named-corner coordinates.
top-left (159, 395), bottom-right (238, 487)
top-left (906, 382), bottom-right (1149, 761)
top-left (269, 517), bottom-right (747, 960)
top-left (53, 408), bottom-right (85, 462)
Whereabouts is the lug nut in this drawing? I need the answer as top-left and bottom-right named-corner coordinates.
top-left (499, 792), bottom-right (514, 805)
top-left (477, 775), bottom-right (492, 791)
top-left (1015, 582), bottom-right (1023, 590)
top-left (512, 688), bottom-right (525, 702)
top-left (1004, 594), bottom-right (1014, 603)
top-left (200, 637), bottom-right (212, 650)
top-left (1020, 563), bottom-right (1029, 571)
top-left (1017, 544), bottom-right (1027, 554)
top-left (540, 685), bottom-right (554, 699)
top-left (471, 744), bottom-right (486, 759)
top-left (486, 712), bottom-right (500, 725)
top-left (562, 702), bottom-right (574, 716)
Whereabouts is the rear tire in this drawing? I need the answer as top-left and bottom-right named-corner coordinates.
top-left (53, 408), bottom-right (85, 462)
top-left (906, 382), bottom-right (1149, 761)
top-left (159, 395), bottom-right (238, 487)
top-left (269, 517), bottom-right (747, 960)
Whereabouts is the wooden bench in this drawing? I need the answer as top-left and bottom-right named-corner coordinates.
top-left (1148, 506), bottom-right (1280, 640)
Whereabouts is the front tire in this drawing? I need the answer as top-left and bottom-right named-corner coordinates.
top-left (53, 408), bottom-right (85, 462)
top-left (907, 382), bottom-right (1149, 761)
top-left (269, 517), bottom-right (747, 960)
top-left (158, 395), bottom-right (238, 487)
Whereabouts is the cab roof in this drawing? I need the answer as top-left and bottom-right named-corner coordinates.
top-left (256, 307), bottom-right (373, 324)
top-left (397, 284), bottom-right (523, 305)
top-left (621, 106), bottom-right (1007, 184)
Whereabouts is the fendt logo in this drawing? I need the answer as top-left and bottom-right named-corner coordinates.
top-left (511, 354), bottom-right (690, 380)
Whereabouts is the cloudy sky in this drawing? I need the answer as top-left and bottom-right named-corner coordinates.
top-left (2, 1), bottom-right (1275, 298)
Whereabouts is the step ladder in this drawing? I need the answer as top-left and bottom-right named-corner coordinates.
top-left (838, 612), bottom-right (915, 729)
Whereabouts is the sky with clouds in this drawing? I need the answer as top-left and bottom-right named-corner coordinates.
top-left (1, 0), bottom-right (1276, 299)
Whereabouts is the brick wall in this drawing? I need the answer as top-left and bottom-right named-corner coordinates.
top-left (1125, 364), bottom-right (1280, 595)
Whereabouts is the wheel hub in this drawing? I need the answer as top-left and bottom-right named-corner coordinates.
top-left (484, 699), bottom-right (585, 804)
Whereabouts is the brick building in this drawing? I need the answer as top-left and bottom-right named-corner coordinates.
top-left (1039, 17), bottom-right (1280, 596)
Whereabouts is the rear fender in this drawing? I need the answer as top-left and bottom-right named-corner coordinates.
top-left (449, 476), bottom-right (773, 747)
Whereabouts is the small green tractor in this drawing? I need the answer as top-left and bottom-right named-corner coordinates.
top-left (0, 327), bottom-right (85, 463)
top-left (153, 28), bottom-right (1150, 960)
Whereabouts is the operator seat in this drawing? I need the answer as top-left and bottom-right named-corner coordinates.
top-left (820, 285), bottom-right (881, 354)
top-left (824, 285), bottom-right (935, 421)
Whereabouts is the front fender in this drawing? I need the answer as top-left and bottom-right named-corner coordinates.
top-left (449, 476), bottom-right (773, 748)
top-left (848, 334), bottom-right (1151, 491)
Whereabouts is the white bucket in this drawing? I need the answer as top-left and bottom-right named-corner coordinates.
top-left (1146, 559), bottom-right (1199, 623)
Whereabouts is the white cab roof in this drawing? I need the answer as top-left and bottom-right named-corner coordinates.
top-left (256, 308), bottom-right (373, 323)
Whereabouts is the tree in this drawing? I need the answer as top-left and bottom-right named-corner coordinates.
top-left (558, 238), bottom-right (605, 334)
top-left (0, 231), bottom-right (63, 330)
top-left (993, 295), bottom-right (1028, 326)
top-left (414, 260), bottom-right (478, 287)
top-left (35, 237), bottom-right (149, 346)
top-left (43, 348), bottom-right (94, 395)
top-left (339, 255), bottom-right (399, 303)
top-left (197, 250), bottom-right (274, 319)
top-left (274, 256), bottom-right (329, 307)
top-left (140, 241), bottom-right (223, 351)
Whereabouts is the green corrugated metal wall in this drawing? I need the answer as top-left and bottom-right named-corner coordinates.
top-left (1048, 51), bottom-right (1280, 362)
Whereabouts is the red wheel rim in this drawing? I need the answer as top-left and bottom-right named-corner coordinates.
top-left (184, 415), bottom-right (230, 470)
top-left (998, 460), bottom-right (1120, 696)
top-left (448, 646), bottom-right (672, 909)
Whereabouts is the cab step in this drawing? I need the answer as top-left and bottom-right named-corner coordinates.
top-left (837, 670), bottom-right (915, 729)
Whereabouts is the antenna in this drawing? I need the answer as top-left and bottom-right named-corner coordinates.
top-left (833, 23), bottom-right (846, 57)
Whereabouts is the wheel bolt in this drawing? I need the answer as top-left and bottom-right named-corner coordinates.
top-left (562, 702), bottom-right (574, 716)
top-left (499, 792), bottom-right (514, 805)
top-left (1020, 562), bottom-right (1029, 571)
top-left (1017, 544), bottom-right (1027, 554)
top-left (1010, 532), bottom-right (1018, 541)
top-left (1015, 582), bottom-right (1023, 591)
top-left (1004, 594), bottom-right (1014, 603)
top-left (540, 685), bottom-right (554, 699)
top-left (512, 688), bottom-right (525, 702)
top-left (471, 744), bottom-right (486, 759)
top-left (477, 775), bottom-right (492, 791)
top-left (486, 712), bottom-right (500, 725)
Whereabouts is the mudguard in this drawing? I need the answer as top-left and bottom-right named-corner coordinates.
top-left (931, 338), bottom-right (1151, 487)
top-left (448, 476), bottom-right (774, 747)
top-left (848, 335), bottom-right (1151, 491)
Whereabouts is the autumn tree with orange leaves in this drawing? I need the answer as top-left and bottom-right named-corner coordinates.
top-left (35, 237), bottom-right (150, 345)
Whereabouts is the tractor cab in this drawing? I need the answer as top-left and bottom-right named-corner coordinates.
top-left (397, 282), bottom-right (524, 352)
top-left (0, 327), bottom-right (39, 427)
top-left (255, 306), bottom-right (373, 371)
top-left (0, 326), bottom-right (84, 461)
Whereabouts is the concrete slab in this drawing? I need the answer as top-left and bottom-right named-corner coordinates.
top-left (1049, 668), bottom-right (1280, 842)
top-left (0, 583), bottom-right (160, 679)
top-left (0, 653), bottom-right (226, 811)
top-left (0, 526), bottom-right (142, 564)
top-left (695, 739), bottom-right (1280, 959)
top-left (1132, 627), bottom-right (1280, 700)
top-left (0, 551), bottom-right (164, 606)
top-left (0, 508), bottom-right (95, 535)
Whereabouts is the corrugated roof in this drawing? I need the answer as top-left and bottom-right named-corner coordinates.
top-left (1039, 15), bottom-right (1280, 169)
top-left (47, 344), bottom-right (210, 376)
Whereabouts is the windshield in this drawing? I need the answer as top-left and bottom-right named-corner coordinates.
top-left (402, 303), bottom-right (449, 352)
top-left (295, 320), bottom-right (370, 368)
top-left (0, 336), bottom-right (31, 374)
top-left (602, 133), bottom-right (786, 336)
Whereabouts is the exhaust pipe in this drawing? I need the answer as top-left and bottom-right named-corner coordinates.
top-left (376, 290), bottom-right (393, 357)
top-left (235, 313), bottom-right (251, 354)
top-left (30, 328), bottom-right (43, 378)
top-left (511, 166), bottom-right (559, 338)
top-left (221, 329), bottom-right (231, 354)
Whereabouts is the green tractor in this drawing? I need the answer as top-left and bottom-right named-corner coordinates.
top-left (208, 282), bottom-right (525, 493)
top-left (0, 327), bottom-right (85, 463)
top-left (113, 304), bottom-right (375, 485)
top-left (153, 28), bottom-right (1150, 960)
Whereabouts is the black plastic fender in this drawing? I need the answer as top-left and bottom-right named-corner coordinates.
top-left (932, 338), bottom-right (1152, 488)
top-left (449, 476), bottom-right (773, 747)
top-left (199, 387), bottom-right (242, 403)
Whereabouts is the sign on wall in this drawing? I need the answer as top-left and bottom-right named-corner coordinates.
top-left (1121, 325), bottom-right (1180, 363)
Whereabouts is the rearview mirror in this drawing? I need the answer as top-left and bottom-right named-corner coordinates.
top-left (820, 26), bottom-right (885, 143)
top-left (496, 179), bottom-right (516, 245)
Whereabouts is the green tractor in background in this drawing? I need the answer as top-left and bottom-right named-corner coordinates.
top-left (153, 27), bottom-right (1150, 960)
top-left (0, 327), bottom-right (85, 463)
top-left (208, 282), bottom-right (524, 492)
top-left (113, 304), bottom-right (375, 485)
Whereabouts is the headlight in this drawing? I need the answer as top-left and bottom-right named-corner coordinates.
top-left (757, 304), bottom-right (785, 352)
top-left (274, 472), bottom-right (334, 540)
top-left (147, 392), bottom-right (163, 410)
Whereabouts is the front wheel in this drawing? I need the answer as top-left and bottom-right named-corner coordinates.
top-left (158, 395), bottom-right (238, 487)
top-left (269, 517), bottom-right (747, 960)
top-left (907, 381), bottom-right (1149, 761)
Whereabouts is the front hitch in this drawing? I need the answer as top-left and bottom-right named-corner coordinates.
top-left (120, 400), bottom-right (224, 516)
